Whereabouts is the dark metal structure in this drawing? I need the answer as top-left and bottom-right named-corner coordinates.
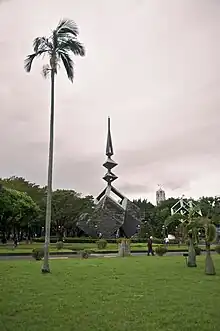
top-left (76, 117), bottom-right (141, 238)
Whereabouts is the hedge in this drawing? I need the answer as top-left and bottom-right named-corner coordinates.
top-left (33, 237), bottom-right (177, 244)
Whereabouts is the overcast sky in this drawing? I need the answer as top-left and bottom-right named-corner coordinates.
top-left (0, 0), bottom-right (219, 203)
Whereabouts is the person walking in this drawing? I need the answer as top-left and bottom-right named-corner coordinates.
top-left (147, 236), bottom-right (154, 256)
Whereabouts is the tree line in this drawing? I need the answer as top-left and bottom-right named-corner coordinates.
top-left (0, 176), bottom-right (220, 244)
top-left (0, 177), bottom-right (94, 243)
top-left (133, 196), bottom-right (220, 239)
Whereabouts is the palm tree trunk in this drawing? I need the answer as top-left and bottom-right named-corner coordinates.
top-left (42, 69), bottom-right (55, 273)
top-left (205, 242), bottom-right (216, 275)
top-left (187, 236), bottom-right (197, 267)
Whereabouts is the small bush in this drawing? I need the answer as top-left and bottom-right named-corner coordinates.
top-left (116, 238), bottom-right (131, 244)
top-left (33, 237), bottom-right (157, 244)
top-left (152, 238), bottom-right (163, 244)
top-left (194, 246), bottom-right (202, 256)
top-left (155, 245), bottom-right (167, 256)
top-left (32, 248), bottom-right (44, 261)
top-left (215, 245), bottom-right (220, 254)
top-left (80, 250), bottom-right (91, 259)
top-left (56, 241), bottom-right (64, 250)
top-left (96, 239), bottom-right (108, 249)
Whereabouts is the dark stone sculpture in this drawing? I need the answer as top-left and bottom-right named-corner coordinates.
top-left (76, 117), bottom-right (141, 238)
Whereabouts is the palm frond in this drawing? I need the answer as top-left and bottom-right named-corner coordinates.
top-left (56, 19), bottom-right (79, 37)
top-left (164, 213), bottom-right (186, 227)
top-left (197, 216), bottom-right (211, 227)
top-left (206, 223), bottom-right (216, 243)
top-left (59, 39), bottom-right (85, 57)
top-left (24, 53), bottom-right (37, 72)
top-left (42, 64), bottom-right (51, 79)
top-left (60, 52), bottom-right (74, 82)
top-left (33, 37), bottom-right (52, 52)
top-left (24, 50), bottom-right (47, 72)
top-left (164, 216), bottom-right (174, 227)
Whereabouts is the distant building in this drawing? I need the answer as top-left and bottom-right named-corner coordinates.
top-left (156, 186), bottom-right (166, 205)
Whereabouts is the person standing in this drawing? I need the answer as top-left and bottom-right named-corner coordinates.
top-left (165, 237), bottom-right (169, 249)
top-left (147, 236), bottom-right (154, 256)
top-left (13, 236), bottom-right (18, 249)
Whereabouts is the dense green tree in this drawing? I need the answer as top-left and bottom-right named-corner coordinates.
top-left (0, 176), bottom-right (45, 205)
top-left (1, 175), bottom-right (219, 245)
top-left (198, 196), bottom-right (220, 224)
top-left (24, 18), bottom-right (85, 273)
top-left (133, 199), bottom-right (156, 237)
top-left (0, 187), bottom-right (40, 243)
top-left (49, 190), bottom-right (94, 238)
top-left (165, 211), bottom-right (198, 267)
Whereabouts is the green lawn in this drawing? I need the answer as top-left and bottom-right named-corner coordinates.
top-left (0, 242), bottom-right (210, 254)
top-left (0, 256), bottom-right (219, 331)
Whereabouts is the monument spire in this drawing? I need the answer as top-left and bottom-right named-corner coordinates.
top-left (103, 117), bottom-right (118, 185)
top-left (106, 117), bottom-right (114, 157)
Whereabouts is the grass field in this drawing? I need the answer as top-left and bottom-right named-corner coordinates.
top-left (0, 256), bottom-right (219, 331)
top-left (0, 242), bottom-right (212, 254)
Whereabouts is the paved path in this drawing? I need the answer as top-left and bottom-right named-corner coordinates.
top-left (0, 251), bottom-right (216, 261)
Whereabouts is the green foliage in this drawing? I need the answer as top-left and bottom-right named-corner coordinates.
top-left (32, 248), bottom-right (44, 260)
top-left (0, 176), bottom-right (45, 205)
top-left (155, 245), bottom-right (167, 256)
top-left (80, 250), bottom-right (91, 259)
top-left (96, 239), bottom-right (108, 249)
top-left (215, 245), bottom-right (220, 254)
top-left (0, 177), bottom-right (94, 241)
top-left (0, 175), bottom-right (220, 243)
top-left (205, 223), bottom-right (216, 243)
top-left (33, 237), bottom-right (161, 244)
top-left (0, 186), bottom-right (40, 243)
top-left (50, 190), bottom-right (94, 235)
top-left (56, 241), bottom-right (64, 250)
top-left (194, 245), bottom-right (202, 256)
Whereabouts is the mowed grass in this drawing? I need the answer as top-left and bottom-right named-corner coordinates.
top-left (0, 256), bottom-right (220, 331)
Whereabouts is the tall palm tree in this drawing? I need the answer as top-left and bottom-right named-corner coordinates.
top-left (24, 19), bottom-right (85, 273)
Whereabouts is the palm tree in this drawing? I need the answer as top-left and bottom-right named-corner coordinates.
top-left (165, 212), bottom-right (198, 267)
top-left (200, 217), bottom-right (216, 275)
top-left (165, 212), bottom-right (217, 274)
top-left (24, 19), bottom-right (85, 273)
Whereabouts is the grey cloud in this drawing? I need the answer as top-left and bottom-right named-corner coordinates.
top-left (0, 0), bottom-right (219, 202)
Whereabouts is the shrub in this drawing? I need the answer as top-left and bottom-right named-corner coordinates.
top-left (215, 245), bottom-right (220, 254)
top-left (116, 238), bottom-right (131, 244)
top-left (155, 245), bottom-right (167, 256)
top-left (33, 237), bottom-right (156, 244)
top-left (80, 250), bottom-right (91, 259)
top-left (96, 239), bottom-right (108, 249)
top-left (194, 245), bottom-right (202, 256)
top-left (56, 241), bottom-right (64, 250)
top-left (32, 248), bottom-right (44, 261)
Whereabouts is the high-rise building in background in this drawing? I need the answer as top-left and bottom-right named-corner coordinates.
top-left (156, 186), bottom-right (166, 205)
